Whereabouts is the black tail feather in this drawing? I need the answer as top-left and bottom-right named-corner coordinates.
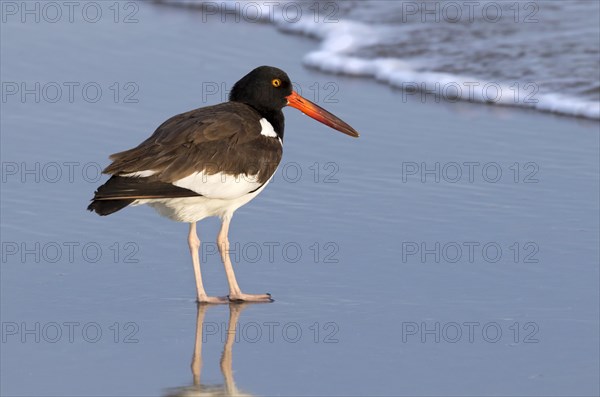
top-left (87, 198), bottom-right (135, 216)
top-left (87, 175), bottom-right (200, 216)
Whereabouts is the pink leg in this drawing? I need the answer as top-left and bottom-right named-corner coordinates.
top-left (188, 222), bottom-right (228, 304)
top-left (217, 216), bottom-right (273, 303)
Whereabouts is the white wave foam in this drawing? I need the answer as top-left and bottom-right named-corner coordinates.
top-left (284, 15), bottom-right (600, 120)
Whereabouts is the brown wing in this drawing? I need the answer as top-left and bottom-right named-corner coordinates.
top-left (104, 102), bottom-right (281, 185)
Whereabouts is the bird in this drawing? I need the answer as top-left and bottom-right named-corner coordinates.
top-left (87, 65), bottom-right (359, 303)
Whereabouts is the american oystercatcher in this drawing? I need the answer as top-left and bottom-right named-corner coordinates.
top-left (88, 66), bottom-right (359, 303)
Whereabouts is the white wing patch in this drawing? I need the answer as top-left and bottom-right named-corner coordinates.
top-left (172, 171), bottom-right (263, 200)
top-left (259, 118), bottom-right (277, 138)
top-left (121, 170), bottom-right (156, 177)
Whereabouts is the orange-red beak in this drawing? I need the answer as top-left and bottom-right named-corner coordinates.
top-left (286, 91), bottom-right (359, 138)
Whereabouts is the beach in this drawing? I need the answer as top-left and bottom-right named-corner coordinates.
top-left (1, 2), bottom-right (599, 396)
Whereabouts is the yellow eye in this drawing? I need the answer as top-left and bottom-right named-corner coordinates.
top-left (272, 78), bottom-right (281, 88)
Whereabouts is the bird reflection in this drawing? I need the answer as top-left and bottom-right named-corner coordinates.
top-left (165, 303), bottom-right (253, 397)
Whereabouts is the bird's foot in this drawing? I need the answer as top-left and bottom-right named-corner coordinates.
top-left (228, 292), bottom-right (273, 303)
top-left (196, 295), bottom-right (229, 304)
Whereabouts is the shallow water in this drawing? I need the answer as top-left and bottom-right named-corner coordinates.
top-left (1, 3), bottom-right (599, 396)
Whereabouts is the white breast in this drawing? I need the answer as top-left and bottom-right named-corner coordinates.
top-left (172, 171), bottom-right (263, 200)
top-left (135, 176), bottom-right (273, 222)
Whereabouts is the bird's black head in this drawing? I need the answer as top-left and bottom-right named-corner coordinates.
top-left (229, 66), bottom-right (293, 114)
top-left (230, 65), bottom-right (360, 139)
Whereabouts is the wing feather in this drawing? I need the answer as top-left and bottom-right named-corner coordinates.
top-left (96, 102), bottom-right (282, 201)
